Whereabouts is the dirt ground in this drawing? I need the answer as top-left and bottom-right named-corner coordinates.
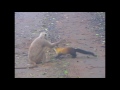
top-left (15, 12), bottom-right (105, 78)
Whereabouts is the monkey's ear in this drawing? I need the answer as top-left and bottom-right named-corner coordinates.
top-left (39, 31), bottom-right (47, 34)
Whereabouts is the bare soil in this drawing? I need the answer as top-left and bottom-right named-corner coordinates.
top-left (15, 12), bottom-right (105, 78)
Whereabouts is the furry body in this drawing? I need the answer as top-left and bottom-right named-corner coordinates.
top-left (15, 32), bottom-right (63, 69)
top-left (54, 47), bottom-right (96, 58)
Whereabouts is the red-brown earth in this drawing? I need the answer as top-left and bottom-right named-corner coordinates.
top-left (15, 12), bottom-right (105, 78)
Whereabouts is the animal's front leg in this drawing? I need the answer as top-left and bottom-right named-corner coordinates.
top-left (55, 54), bottom-right (63, 59)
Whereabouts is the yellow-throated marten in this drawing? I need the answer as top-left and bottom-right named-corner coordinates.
top-left (54, 47), bottom-right (97, 58)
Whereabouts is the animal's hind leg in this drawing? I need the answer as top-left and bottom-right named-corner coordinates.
top-left (71, 53), bottom-right (77, 58)
top-left (29, 61), bottom-right (38, 69)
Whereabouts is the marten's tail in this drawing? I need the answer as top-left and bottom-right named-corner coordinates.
top-left (75, 48), bottom-right (97, 57)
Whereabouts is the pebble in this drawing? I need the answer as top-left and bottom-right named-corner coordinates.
top-left (42, 72), bottom-right (47, 75)
top-left (66, 44), bottom-right (69, 46)
top-left (45, 28), bottom-right (48, 31)
top-left (87, 56), bottom-right (90, 58)
top-left (90, 47), bottom-right (93, 48)
top-left (90, 72), bottom-right (94, 74)
top-left (94, 48), bottom-right (97, 51)
top-left (29, 73), bottom-right (34, 76)
top-left (23, 53), bottom-right (27, 56)
top-left (101, 46), bottom-right (105, 48)
top-left (25, 26), bottom-right (29, 27)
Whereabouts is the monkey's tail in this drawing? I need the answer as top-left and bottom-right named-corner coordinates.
top-left (75, 48), bottom-right (97, 57)
top-left (15, 65), bottom-right (37, 69)
top-left (15, 67), bottom-right (28, 69)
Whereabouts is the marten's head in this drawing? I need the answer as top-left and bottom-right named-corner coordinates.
top-left (39, 32), bottom-right (48, 39)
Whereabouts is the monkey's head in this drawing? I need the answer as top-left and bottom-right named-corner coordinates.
top-left (39, 32), bottom-right (48, 39)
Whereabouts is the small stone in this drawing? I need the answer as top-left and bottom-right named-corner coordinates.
top-left (90, 47), bottom-right (93, 48)
top-left (87, 56), bottom-right (90, 58)
top-left (25, 26), bottom-right (29, 27)
top-left (101, 46), bottom-right (105, 48)
top-left (90, 72), bottom-right (94, 74)
top-left (23, 53), bottom-right (27, 56)
top-left (45, 28), bottom-right (48, 31)
top-left (102, 41), bottom-right (105, 43)
top-left (42, 72), bottom-right (47, 75)
top-left (94, 48), bottom-right (97, 51)
top-left (66, 44), bottom-right (69, 46)
top-left (29, 73), bottom-right (34, 76)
